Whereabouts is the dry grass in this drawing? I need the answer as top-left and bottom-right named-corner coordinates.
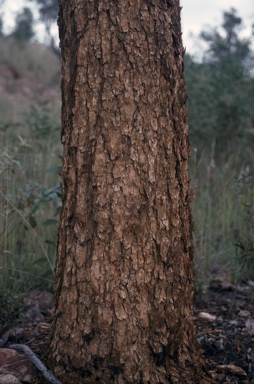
top-left (0, 37), bottom-right (253, 297)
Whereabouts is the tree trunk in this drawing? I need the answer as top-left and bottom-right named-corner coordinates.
top-left (49, 1), bottom-right (210, 383)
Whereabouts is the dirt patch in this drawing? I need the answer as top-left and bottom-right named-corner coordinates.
top-left (195, 280), bottom-right (254, 383)
top-left (1, 285), bottom-right (254, 383)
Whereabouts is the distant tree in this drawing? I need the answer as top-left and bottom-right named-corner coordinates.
top-left (0, 0), bottom-right (5, 36)
top-left (11, 7), bottom-right (34, 42)
top-left (201, 8), bottom-right (250, 64)
top-left (29, 0), bottom-right (58, 43)
top-left (33, 0), bottom-right (58, 24)
top-left (28, 0), bottom-right (60, 57)
top-left (185, 8), bottom-right (254, 159)
top-left (0, 16), bottom-right (3, 36)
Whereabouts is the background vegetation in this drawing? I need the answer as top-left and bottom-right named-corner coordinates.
top-left (0, 3), bottom-right (253, 301)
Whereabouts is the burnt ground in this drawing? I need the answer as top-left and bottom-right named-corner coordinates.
top-left (1, 282), bottom-right (254, 383)
top-left (194, 279), bottom-right (254, 383)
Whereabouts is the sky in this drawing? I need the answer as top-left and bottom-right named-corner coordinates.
top-left (181, 0), bottom-right (254, 54)
top-left (2, 1), bottom-right (254, 55)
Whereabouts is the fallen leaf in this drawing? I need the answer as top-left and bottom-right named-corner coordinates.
top-left (218, 364), bottom-right (247, 377)
top-left (198, 312), bottom-right (216, 322)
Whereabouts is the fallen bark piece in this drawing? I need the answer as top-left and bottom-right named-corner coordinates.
top-left (218, 364), bottom-right (247, 377)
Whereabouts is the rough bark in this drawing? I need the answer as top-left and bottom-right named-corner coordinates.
top-left (49, 1), bottom-right (211, 383)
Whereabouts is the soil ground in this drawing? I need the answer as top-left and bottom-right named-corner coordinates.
top-left (1, 281), bottom-right (254, 383)
top-left (194, 278), bottom-right (254, 383)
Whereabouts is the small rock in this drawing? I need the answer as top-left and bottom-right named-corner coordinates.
top-left (229, 319), bottom-right (238, 326)
top-left (214, 338), bottom-right (225, 351)
top-left (0, 348), bottom-right (36, 382)
top-left (238, 309), bottom-right (251, 317)
top-left (209, 279), bottom-right (233, 291)
top-left (0, 374), bottom-right (21, 383)
top-left (23, 374), bottom-right (33, 383)
top-left (23, 291), bottom-right (53, 315)
top-left (236, 285), bottom-right (250, 293)
top-left (246, 318), bottom-right (254, 335)
top-left (25, 305), bottom-right (45, 321)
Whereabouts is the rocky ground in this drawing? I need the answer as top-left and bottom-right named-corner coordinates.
top-left (1, 281), bottom-right (254, 383)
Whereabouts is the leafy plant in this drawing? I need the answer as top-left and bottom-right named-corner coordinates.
top-left (23, 100), bottom-right (60, 141)
top-left (11, 7), bottom-right (34, 42)
top-left (0, 289), bottom-right (24, 325)
top-left (234, 187), bottom-right (254, 279)
top-left (0, 101), bottom-right (61, 292)
top-left (186, 8), bottom-right (254, 161)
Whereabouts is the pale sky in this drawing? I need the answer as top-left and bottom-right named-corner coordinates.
top-left (2, 1), bottom-right (254, 55)
top-left (181, 0), bottom-right (254, 53)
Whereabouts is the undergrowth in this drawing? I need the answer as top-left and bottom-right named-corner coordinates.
top-left (0, 101), bottom-right (61, 294)
top-left (191, 148), bottom-right (254, 292)
top-left (0, 36), bottom-right (253, 304)
top-left (0, 288), bottom-right (24, 325)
